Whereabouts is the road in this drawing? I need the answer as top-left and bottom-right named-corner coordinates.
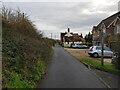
top-left (38, 45), bottom-right (106, 88)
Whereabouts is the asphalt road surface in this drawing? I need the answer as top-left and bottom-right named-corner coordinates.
top-left (38, 45), bottom-right (106, 88)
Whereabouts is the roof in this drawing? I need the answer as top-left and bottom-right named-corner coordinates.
top-left (64, 33), bottom-right (73, 37)
top-left (72, 34), bottom-right (79, 36)
top-left (61, 32), bottom-right (85, 42)
top-left (103, 11), bottom-right (120, 27)
top-left (97, 11), bottom-right (120, 28)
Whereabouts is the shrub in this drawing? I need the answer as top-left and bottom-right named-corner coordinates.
top-left (2, 7), bottom-right (55, 88)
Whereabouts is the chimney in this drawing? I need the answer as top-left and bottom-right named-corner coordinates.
top-left (68, 28), bottom-right (70, 32)
top-left (118, 1), bottom-right (120, 11)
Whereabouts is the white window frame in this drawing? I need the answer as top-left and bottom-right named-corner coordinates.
top-left (117, 25), bottom-right (120, 33)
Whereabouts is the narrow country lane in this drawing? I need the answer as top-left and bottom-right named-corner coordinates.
top-left (38, 44), bottom-right (107, 88)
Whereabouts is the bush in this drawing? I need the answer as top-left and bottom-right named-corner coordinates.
top-left (2, 7), bottom-right (55, 88)
top-left (110, 41), bottom-right (120, 70)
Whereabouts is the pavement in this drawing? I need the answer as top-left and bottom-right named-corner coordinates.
top-left (91, 67), bottom-right (119, 88)
top-left (37, 45), bottom-right (107, 88)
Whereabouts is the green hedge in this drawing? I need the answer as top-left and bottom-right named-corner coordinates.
top-left (2, 7), bottom-right (55, 88)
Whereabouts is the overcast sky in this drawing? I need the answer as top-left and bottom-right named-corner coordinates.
top-left (2, 0), bottom-right (120, 39)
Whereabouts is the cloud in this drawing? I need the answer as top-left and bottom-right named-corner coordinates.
top-left (3, 0), bottom-right (118, 2)
top-left (3, 1), bottom-right (119, 39)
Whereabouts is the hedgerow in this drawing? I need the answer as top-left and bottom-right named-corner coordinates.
top-left (2, 6), bottom-right (55, 88)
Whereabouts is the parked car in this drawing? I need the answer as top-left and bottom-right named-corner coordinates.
top-left (88, 46), bottom-right (113, 58)
top-left (71, 44), bottom-right (88, 49)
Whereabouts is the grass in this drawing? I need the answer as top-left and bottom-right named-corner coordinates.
top-left (4, 70), bottom-right (36, 88)
top-left (81, 59), bottom-right (120, 73)
top-left (65, 48), bottom-right (120, 74)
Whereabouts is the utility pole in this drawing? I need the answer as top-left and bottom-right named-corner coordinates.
top-left (55, 35), bottom-right (56, 40)
top-left (22, 13), bottom-right (25, 19)
top-left (118, 1), bottom-right (120, 11)
top-left (101, 31), bottom-right (104, 66)
top-left (51, 33), bottom-right (52, 39)
top-left (101, 25), bottom-right (105, 66)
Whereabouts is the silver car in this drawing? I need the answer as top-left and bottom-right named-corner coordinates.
top-left (88, 46), bottom-right (113, 58)
top-left (71, 44), bottom-right (88, 49)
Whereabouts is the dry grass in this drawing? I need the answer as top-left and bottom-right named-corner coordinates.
top-left (64, 48), bottom-right (112, 65)
top-left (64, 48), bottom-right (120, 73)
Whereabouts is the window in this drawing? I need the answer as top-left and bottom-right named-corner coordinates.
top-left (104, 47), bottom-right (111, 51)
top-left (103, 28), bottom-right (106, 34)
top-left (90, 46), bottom-right (93, 49)
top-left (117, 25), bottom-right (120, 33)
top-left (96, 47), bottom-right (101, 50)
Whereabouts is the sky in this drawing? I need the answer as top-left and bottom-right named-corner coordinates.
top-left (2, 0), bottom-right (120, 39)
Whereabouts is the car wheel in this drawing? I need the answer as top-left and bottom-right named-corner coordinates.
top-left (93, 53), bottom-right (99, 58)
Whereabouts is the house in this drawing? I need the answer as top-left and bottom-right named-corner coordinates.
top-left (61, 28), bottom-right (85, 47)
top-left (92, 11), bottom-right (120, 48)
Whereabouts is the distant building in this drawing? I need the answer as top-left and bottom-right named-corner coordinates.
top-left (61, 28), bottom-right (85, 47)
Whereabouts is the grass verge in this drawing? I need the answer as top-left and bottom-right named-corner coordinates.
top-left (65, 48), bottom-right (120, 74)
top-left (81, 59), bottom-right (120, 74)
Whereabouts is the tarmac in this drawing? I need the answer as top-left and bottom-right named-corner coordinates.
top-left (90, 66), bottom-right (119, 88)
top-left (38, 45), bottom-right (107, 88)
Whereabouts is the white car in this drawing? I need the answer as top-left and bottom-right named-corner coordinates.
top-left (71, 44), bottom-right (88, 49)
top-left (88, 46), bottom-right (113, 58)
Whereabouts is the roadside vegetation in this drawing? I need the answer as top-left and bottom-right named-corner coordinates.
top-left (64, 48), bottom-right (120, 74)
top-left (81, 59), bottom-right (120, 73)
top-left (84, 32), bottom-right (92, 47)
top-left (108, 36), bottom-right (120, 70)
top-left (2, 7), bottom-right (56, 88)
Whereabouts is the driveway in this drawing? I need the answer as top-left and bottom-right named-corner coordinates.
top-left (38, 45), bottom-right (106, 88)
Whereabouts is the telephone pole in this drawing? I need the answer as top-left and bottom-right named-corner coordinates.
top-left (101, 31), bottom-right (104, 66)
top-left (55, 35), bottom-right (56, 40)
top-left (51, 33), bottom-right (52, 39)
top-left (100, 25), bottom-right (105, 66)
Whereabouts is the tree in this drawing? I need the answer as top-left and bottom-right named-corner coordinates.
top-left (80, 33), bottom-right (83, 38)
top-left (84, 35), bottom-right (88, 42)
top-left (87, 32), bottom-right (92, 43)
top-left (84, 32), bottom-right (93, 46)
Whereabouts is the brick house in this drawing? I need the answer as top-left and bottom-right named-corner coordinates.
top-left (61, 28), bottom-right (85, 47)
top-left (92, 11), bottom-right (120, 47)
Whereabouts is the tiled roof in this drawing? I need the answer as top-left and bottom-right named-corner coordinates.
top-left (103, 11), bottom-right (120, 27)
top-left (61, 32), bottom-right (85, 42)
top-left (97, 11), bottom-right (120, 28)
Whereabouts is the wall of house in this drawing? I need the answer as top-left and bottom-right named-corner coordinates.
top-left (92, 28), bottom-right (101, 46)
top-left (63, 41), bottom-right (83, 47)
top-left (116, 20), bottom-right (120, 34)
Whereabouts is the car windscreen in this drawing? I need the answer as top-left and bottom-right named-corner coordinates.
top-left (76, 44), bottom-right (82, 45)
top-left (104, 47), bottom-right (111, 51)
